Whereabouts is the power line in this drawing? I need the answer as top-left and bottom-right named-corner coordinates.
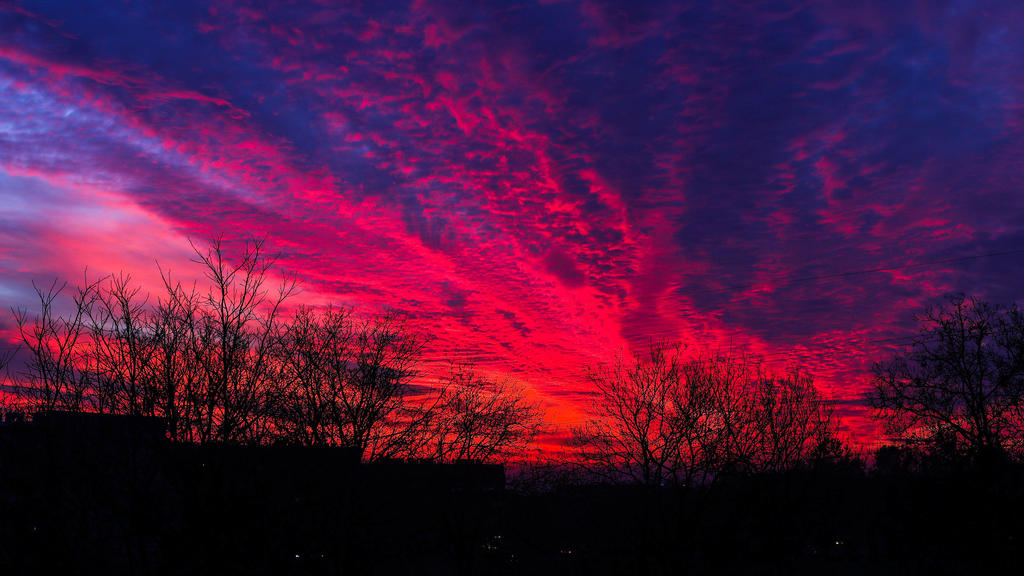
top-left (769, 247), bottom-right (1024, 285)
top-left (679, 247), bottom-right (1024, 300)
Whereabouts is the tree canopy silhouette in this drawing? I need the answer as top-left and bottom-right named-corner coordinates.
top-left (416, 361), bottom-right (544, 463)
top-left (869, 294), bottom-right (1024, 463)
top-left (570, 343), bottom-right (845, 486)
top-left (5, 237), bottom-right (544, 464)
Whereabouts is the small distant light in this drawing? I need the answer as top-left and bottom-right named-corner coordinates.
top-left (295, 554), bottom-right (301, 559)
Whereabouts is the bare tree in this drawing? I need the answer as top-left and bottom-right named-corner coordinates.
top-left (12, 277), bottom-right (102, 412)
top-left (274, 305), bottom-right (357, 447)
top-left (190, 237), bottom-right (296, 444)
top-left (4, 236), bottom-right (558, 465)
top-left (743, 371), bottom-right (842, 473)
top-left (869, 294), bottom-right (1024, 462)
top-left (85, 274), bottom-right (159, 416)
top-left (330, 310), bottom-right (428, 459)
top-left (675, 351), bottom-right (772, 482)
top-left (149, 273), bottom-right (210, 442)
top-left (274, 306), bottom-right (432, 459)
top-left (572, 344), bottom-right (845, 485)
top-left (275, 309), bottom-right (542, 463)
top-left (570, 343), bottom-right (690, 486)
top-left (416, 362), bottom-right (544, 463)
top-left (0, 345), bottom-right (16, 414)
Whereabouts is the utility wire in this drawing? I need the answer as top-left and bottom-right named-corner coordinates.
top-left (679, 247), bottom-right (1024, 299)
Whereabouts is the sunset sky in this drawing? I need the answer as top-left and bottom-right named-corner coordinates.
top-left (2, 0), bottom-right (1023, 444)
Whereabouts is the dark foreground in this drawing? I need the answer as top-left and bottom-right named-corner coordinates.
top-left (1, 412), bottom-right (1021, 575)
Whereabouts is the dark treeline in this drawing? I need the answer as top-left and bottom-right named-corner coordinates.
top-left (1, 237), bottom-right (855, 473)
top-left (3, 410), bottom-right (1023, 575)
top-left (2, 238), bottom-right (1024, 574)
top-left (570, 345), bottom-right (850, 486)
top-left (2, 238), bottom-right (543, 463)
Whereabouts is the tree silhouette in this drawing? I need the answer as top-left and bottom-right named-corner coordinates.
top-left (190, 237), bottom-right (297, 444)
top-left (571, 343), bottom-right (845, 485)
top-left (85, 273), bottom-right (160, 416)
top-left (869, 294), bottom-right (1024, 463)
top-left (341, 310), bottom-right (431, 459)
top-left (416, 361), bottom-right (544, 463)
top-left (12, 276), bottom-right (102, 412)
top-left (274, 305), bottom-right (353, 447)
top-left (741, 370), bottom-right (844, 473)
top-left (0, 345), bottom-right (15, 411)
top-left (149, 275), bottom-right (209, 442)
top-left (3, 237), bottom-right (551, 465)
top-left (275, 309), bottom-right (544, 462)
top-left (570, 343), bottom-right (689, 486)
top-left (274, 305), bottom-right (433, 459)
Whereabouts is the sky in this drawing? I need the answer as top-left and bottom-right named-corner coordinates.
top-left (2, 0), bottom-right (1024, 444)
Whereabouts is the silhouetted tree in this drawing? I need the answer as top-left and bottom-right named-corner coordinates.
top-left (337, 310), bottom-right (429, 459)
top-left (672, 350), bottom-right (758, 481)
top-left (85, 273), bottom-right (160, 416)
top-left (0, 345), bottom-right (15, 412)
top-left (274, 305), bottom-right (433, 459)
top-left (5, 238), bottom-right (552, 464)
top-left (570, 343), bottom-right (715, 486)
top-left (743, 370), bottom-right (844, 473)
top-left (274, 305), bottom-right (352, 446)
top-left (869, 294), bottom-right (1024, 463)
top-left (148, 275), bottom-right (209, 442)
top-left (572, 344), bottom-right (845, 485)
top-left (275, 310), bottom-right (544, 462)
top-left (190, 237), bottom-right (296, 444)
top-left (872, 444), bottom-right (923, 475)
top-left (12, 277), bottom-right (102, 412)
top-left (415, 361), bottom-right (544, 463)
